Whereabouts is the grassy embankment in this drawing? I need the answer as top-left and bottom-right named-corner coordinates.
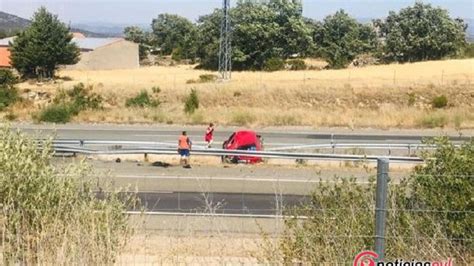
top-left (8, 58), bottom-right (474, 129)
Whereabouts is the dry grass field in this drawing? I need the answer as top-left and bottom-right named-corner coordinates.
top-left (8, 58), bottom-right (474, 129)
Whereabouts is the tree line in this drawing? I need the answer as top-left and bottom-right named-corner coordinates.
top-left (126, 1), bottom-right (468, 70)
top-left (6, 2), bottom-right (470, 79)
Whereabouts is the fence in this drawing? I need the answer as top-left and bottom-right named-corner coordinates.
top-left (112, 158), bottom-right (472, 264)
top-left (31, 139), bottom-right (473, 263)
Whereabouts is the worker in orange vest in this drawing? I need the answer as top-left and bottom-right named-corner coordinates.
top-left (178, 131), bottom-right (192, 168)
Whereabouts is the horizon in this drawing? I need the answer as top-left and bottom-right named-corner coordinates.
top-left (1, 0), bottom-right (473, 26)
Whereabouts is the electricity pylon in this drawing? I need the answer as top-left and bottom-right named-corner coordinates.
top-left (218, 0), bottom-right (231, 81)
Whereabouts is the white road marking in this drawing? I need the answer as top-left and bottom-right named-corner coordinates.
top-left (125, 211), bottom-right (308, 219)
top-left (113, 175), bottom-right (372, 184)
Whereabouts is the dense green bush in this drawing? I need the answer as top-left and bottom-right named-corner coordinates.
top-left (287, 59), bottom-right (307, 70)
top-left (0, 85), bottom-right (18, 111)
top-left (0, 69), bottom-right (18, 85)
top-left (268, 138), bottom-right (472, 264)
top-left (409, 137), bottom-right (473, 249)
top-left (67, 83), bottom-right (103, 113)
top-left (125, 90), bottom-right (160, 108)
top-left (264, 58), bottom-right (285, 72)
top-left (0, 126), bottom-right (133, 264)
top-left (184, 89), bottom-right (199, 114)
top-left (37, 83), bottom-right (103, 123)
top-left (0, 69), bottom-right (19, 111)
top-left (38, 104), bottom-right (73, 123)
top-left (432, 95), bottom-right (448, 108)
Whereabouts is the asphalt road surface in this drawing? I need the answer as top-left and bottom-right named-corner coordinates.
top-left (109, 191), bottom-right (308, 215)
top-left (60, 159), bottom-right (407, 195)
top-left (12, 123), bottom-right (472, 148)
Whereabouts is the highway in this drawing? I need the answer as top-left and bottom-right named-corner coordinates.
top-left (14, 123), bottom-right (472, 217)
top-left (109, 191), bottom-right (308, 215)
top-left (13, 123), bottom-right (472, 147)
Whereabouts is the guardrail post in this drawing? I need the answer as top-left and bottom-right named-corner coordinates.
top-left (144, 153), bottom-right (149, 162)
top-left (331, 134), bottom-right (335, 154)
top-left (408, 144), bottom-right (411, 157)
top-left (375, 157), bottom-right (389, 260)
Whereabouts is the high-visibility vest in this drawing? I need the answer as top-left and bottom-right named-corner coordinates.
top-left (179, 135), bottom-right (190, 149)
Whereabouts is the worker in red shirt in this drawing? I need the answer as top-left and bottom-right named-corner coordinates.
top-left (205, 123), bottom-right (215, 148)
top-left (178, 131), bottom-right (192, 168)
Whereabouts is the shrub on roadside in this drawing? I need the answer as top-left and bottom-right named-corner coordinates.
top-left (264, 58), bottom-right (285, 72)
top-left (38, 104), bottom-right (73, 123)
top-left (0, 85), bottom-right (18, 111)
top-left (37, 83), bottom-right (103, 123)
top-left (432, 95), bottom-right (448, 109)
top-left (266, 139), bottom-right (472, 264)
top-left (271, 114), bottom-right (300, 126)
top-left (287, 59), bottom-right (307, 70)
top-left (407, 92), bottom-right (416, 106)
top-left (126, 90), bottom-right (160, 108)
top-left (184, 89), bottom-right (199, 114)
top-left (418, 113), bottom-right (448, 128)
top-left (0, 126), bottom-right (134, 264)
top-left (67, 83), bottom-right (103, 113)
top-left (409, 137), bottom-right (473, 251)
top-left (231, 111), bottom-right (256, 126)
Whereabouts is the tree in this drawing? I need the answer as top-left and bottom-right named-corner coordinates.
top-left (268, 0), bottom-right (315, 58)
top-left (151, 14), bottom-right (198, 60)
top-left (9, 7), bottom-right (80, 79)
top-left (375, 2), bottom-right (467, 62)
top-left (231, 2), bottom-right (282, 70)
top-left (124, 26), bottom-right (152, 60)
top-left (315, 10), bottom-right (377, 69)
top-left (197, 0), bottom-right (314, 70)
top-left (195, 10), bottom-right (222, 69)
top-left (0, 69), bottom-right (18, 111)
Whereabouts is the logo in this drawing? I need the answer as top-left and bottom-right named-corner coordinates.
top-left (354, 251), bottom-right (378, 266)
top-left (353, 251), bottom-right (454, 266)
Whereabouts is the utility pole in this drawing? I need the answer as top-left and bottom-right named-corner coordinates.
top-left (218, 0), bottom-right (232, 81)
top-left (375, 158), bottom-right (389, 261)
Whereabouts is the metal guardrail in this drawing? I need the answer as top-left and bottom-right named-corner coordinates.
top-left (45, 144), bottom-right (423, 163)
top-left (39, 139), bottom-right (442, 151)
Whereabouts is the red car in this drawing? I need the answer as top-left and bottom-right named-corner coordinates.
top-left (222, 130), bottom-right (264, 164)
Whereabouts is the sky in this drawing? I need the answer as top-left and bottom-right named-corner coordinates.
top-left (1, 0), bottom-right (473, 25)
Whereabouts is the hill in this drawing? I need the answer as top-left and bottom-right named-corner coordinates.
top-left (0, 11), bottom-right (109, 38)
